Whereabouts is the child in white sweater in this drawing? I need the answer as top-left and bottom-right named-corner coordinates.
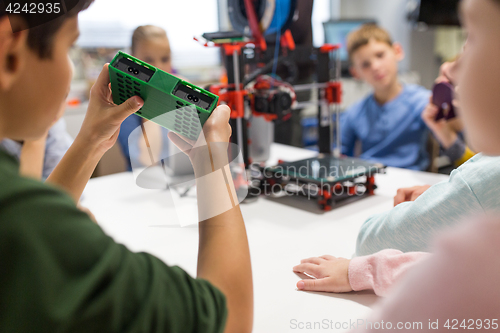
top-left (295, 0), bottom-right (500, 326)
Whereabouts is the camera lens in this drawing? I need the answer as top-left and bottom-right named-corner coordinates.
top-left (133, 69), bottom-right (139, 75)
top-left (187, 95), bottom-right (193, 100)
top-left (128, 67), bottom-right (134, 73)
top-left (254, 97), bottom-right (268, 113)
top-left (193, 97), bottom-right (199, 103)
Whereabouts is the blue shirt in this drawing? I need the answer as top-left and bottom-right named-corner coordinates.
top-left (0, 119), bottom-right (73, 179)
top-left (341, 84), bottom-right (431, 170)
top-left (355, 153), bottom-right (500, 255)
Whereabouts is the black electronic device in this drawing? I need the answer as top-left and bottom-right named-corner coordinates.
top-left (260, 156), bottom-right (386, 211)
top-left (408, 0), bottom-right (461, 26)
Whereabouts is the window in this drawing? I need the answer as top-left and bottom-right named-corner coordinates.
top-left (78, 0), bottom-right (220, 68)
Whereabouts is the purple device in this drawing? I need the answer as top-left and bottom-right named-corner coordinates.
top-left (432, 82), bottom-right (456, 121)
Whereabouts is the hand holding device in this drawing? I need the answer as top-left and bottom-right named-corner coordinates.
top-left (168, 105), bottom-right (232, 177)
top-left (422, 96), bottom-right (459, 149)
top-left (46, 64), bottom-right (144, 202)
top-left (433, 81), bottom-right (456, 121)
top-left (78, 64), bottom-right (144, 154)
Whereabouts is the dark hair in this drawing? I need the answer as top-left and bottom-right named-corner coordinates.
top-left (0, 0), bottom-right (94, 58)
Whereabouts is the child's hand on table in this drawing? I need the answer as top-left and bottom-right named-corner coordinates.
top-left (293, 255), bottom-right (353, 293)
top-left (393, 185), bottom-right (431, 206)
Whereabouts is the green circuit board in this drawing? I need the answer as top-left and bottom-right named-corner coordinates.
top-left (109, 51), bottom-right (219, 141)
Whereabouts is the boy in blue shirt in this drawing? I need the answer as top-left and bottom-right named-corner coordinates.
top-left (341, 24), bottom-right (431, 170)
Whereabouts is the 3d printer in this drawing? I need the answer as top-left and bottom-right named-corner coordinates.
top-left (196, 0), bottom-right (385, 211)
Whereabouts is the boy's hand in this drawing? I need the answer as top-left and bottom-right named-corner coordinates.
top-left (293, 255), bottom-right (352, 293)
top-left (168, 105), bottom-right (232, 175)
top-left (427, 59), bottom-right (462, 147)
top-left (168, 104), bottom-right (253, 332)
top-left (394, 185), bottom-right (431, 206)
top-left (421, 99), bottom-right (458, 149)
top-left (77, 64), bottom-right (144, 154)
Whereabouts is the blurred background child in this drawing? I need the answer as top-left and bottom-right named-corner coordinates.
top-left (341, 24), bottom-right (431, 171)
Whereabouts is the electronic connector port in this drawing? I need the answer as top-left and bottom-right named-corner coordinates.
top-left (114, 57), bottom-right (155, 82)
top-left (173, 83), bottom-right (215, 110)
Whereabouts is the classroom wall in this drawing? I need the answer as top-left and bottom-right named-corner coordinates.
top-left (337, 0), bottom-right (412, 73)
top-left (78, 0), bottom-right (220, 71)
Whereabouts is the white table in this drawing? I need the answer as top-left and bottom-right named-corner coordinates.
top-left (81, 144), bottom-right (449, 333)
